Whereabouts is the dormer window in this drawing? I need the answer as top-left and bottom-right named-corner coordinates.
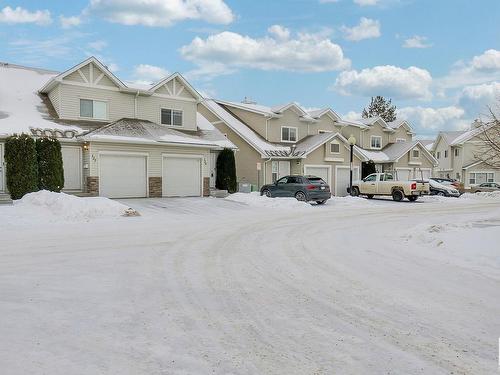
top-left (412, 149), bottom-right (420, 158)
top-left (80, 99), bottom-right (107, 120)
top-left (370, 136), bottom-right (382, 149)
top-left (161, 108), bottom-right (183, 126)
top-left (330, 141), bottom-right (340, 154)
top-left (281, 126), bottom-right (297, 142)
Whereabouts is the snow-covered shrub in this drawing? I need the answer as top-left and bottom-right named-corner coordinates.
top-left (36, 137), bottom-right (64, 192)
top-left (4, 134), bottom-right (38, 199)
top-left (216, 148), bottom-right (237, 193)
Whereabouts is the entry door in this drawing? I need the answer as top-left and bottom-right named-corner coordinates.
top-left (61, 146), bottom-right (82, 191)
top-left (0, 143), bottom-right (4, 192)
top-left (278, 161), bottom-right (290, 178)
top-left (209, 152), bottom-right (219, 188)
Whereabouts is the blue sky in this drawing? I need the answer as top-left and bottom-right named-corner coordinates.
top-left (1, 0), bottom-right (499, 138)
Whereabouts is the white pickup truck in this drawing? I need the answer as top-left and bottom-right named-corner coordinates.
top-left (350, 173), bottom-right (430, 201)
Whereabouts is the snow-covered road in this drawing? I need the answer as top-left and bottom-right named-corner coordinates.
top-left (1, 193), bottom-right (499, 374)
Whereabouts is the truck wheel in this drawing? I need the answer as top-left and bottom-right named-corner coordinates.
top-left (295, 191), bottom-right (307, 201)
top-left (351, 187), bottom-right (360, 197)
top-left (316, 200), bottom-right (326, 205)
top-left (367, 194), bottom-right (374, 199)
top-left (392, 190), bottom-right (404, 202)
top-left (407, 195), bottom-right (418, 202)
top-left (262, 189), bottom-right (272, 197)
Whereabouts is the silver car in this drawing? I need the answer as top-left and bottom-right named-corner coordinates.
top-left (473, 182), bottom-right (500, 193)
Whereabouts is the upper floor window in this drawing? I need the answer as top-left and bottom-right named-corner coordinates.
top-left (80, 99), bottom-right (107, 120)
top-left (396, 138), bottom-right (406, 143)
top-left (161, 108), bottom-right (183, 126)
top-left (370, 136), bottom-right (382, 149)
top-left (454, 148), bottom-right (459, 157)
top-left (330, 141), bottom-right (340, 154)
top-left (281, 126), bottom-right (297, 142)
top-left (444, 150), bottom-right (448, 158)
top-left (412, 149), bottom-right (420, 158)
top-left (437, 151), bottom-right (441, 159)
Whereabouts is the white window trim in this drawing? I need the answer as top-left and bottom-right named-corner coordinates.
top-left (318, 130), bottom-right (333, 134)
top-left (468, 171), bottom-right (495, 185)
top-left (160, 108), bottom-right (184, 127)
top-left (370, 135), bottom-right (382, 150)
top-left (330, 141), bottom-right (340, 154)
top-left (396, 138), bottom-right (406, 143)
top-left (79, 97), bottom-right (109, 121)
top-left (411, 148), bottom-right (420, 158)
top-left (281, 126), bottom-right (298, 143)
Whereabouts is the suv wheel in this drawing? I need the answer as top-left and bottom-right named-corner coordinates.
top-left (436, 191), bottom-right (445, 196)
top-left (392, 189), bottom-right (403, 202)
top-left (295, 191), bottom-right (307, 201)
top-left (262, 189), bottom-right (272, 197)
top-left (316, 200), bottom-right (326, 205)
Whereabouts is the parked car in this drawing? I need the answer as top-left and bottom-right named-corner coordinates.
top-left (351, 173), bottom-right (429, 202)
top-left (430, 177), bottom-right (464, 193)
top-left (473, 182), bottom-right (500, 193)
top-left (425, 178), bottom-right (460, 197)
top-left (260, 175), bottom-right (331, 204)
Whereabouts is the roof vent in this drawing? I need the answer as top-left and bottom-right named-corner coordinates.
top-left (242, 96), bottom-right (257, 105)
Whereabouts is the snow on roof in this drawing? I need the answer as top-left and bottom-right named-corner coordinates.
top-left (357, 140), bottom-right (437, 165)
top-left (216, 99), bottom-right (278, 116)
top-left (387, 119), bottom-right (413, 132)
top-left (196, 112), bottom-right (236, 149)
top-left (80, 118), bottom-right (219, 147)
top-left (439, 130), bottom-right (468, 145)
top-left (449, 122), bottom-right (495, 145)
top-left (0, 63), bottom-right (82, 137)
top-left (203, 99), bottom-right (295, 157)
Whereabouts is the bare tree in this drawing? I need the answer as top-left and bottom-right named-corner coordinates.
top-left (473, 106), bottom-right (500, 168)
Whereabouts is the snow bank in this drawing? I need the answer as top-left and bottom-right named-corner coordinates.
top-left (460, 191), bottom-right (500, 200)
top-left (328, 195), bottom-right (371, 207)
top-left (225, 192), bottom-right (313, 209)
top-left (15, 190), bottom-right (136, 221)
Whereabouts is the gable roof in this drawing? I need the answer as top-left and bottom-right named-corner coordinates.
top-left (358, 140), bottom-right (438, 165)
top-left (387, 119), bottom-right (414, 133)
top-left (307, 108), bottom-right (341, 121)
top-left (449, 122), bottom-right (496, 145)
top-left (148, 72), bottom-right (202, 100)
top-left (295, 131), bottom-right (366, 160)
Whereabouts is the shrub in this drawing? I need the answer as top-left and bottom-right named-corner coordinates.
top-left (216, 148), bottom-right (237, 193)
top-left (36, 137), bottom-right (64, 192)
top-left (362, 160), bottom-right (377, 178)
top-left (4, 134), bottom-right (38, 199)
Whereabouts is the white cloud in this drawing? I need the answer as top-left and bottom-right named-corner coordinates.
top-left (341, 17), bottom-right (381, 41)
top-left (342, 110), bottom-right (363, 121)
top-left (87, 40), bottom-right (107, 51)
top-left (60, 15), bottom-right (82, 28)
top-left (353, 0), bottom-right (379, 6)
top-left (458, 81), bottom-right (500, 116)
top-left (0, 6), bottom-right (51, 25)
top-left (180, 27), bottom-right (350, 77)
top-left (403, 35), bottom-right (432, 49)
top-left (87, 0), bottom-right (234, 27)
top-left (334, 65), bottom-right (433, 100)
top-left (398, 106), bottom-right (466, 130)
top-left (133, 64), bottom-right (171, 83)
top-left (471, 49), bottom-right (500, 71)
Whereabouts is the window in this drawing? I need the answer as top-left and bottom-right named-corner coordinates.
top-left (364, 174), bottom-right (377, 182)
top-left (287, 176), bottom-right (301, 184)
top-left (437, 151), bottom-right (440, 159)
top-left (381, 174), bottom-right (393, 181)
top-left (412, 149), bottom-right (420, 158)
top-left (444, 150), bottom-right (448, 158)
top-left (396, 138), bottom-right (406, 143)
top-left (454, 148), bottom-right (459, 157)
top-left (276, 176), bottom-right (288, 184)
top-left (330, 142), bottom-right (340, 153)
top-left (281, 127), bottom-right (297, 142)
top-left (370, 136), bottom-right (382, 149)
top-left (318, 130), bottom-right (332, 134)
top-left (161, 109), bottom-right (183, 126)
top-left (80, 99), bottom-right (107, 120)
top-left (469, 172), bottom-right (494, 185)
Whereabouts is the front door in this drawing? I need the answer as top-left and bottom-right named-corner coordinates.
top-left (209, 152), bottom-right (219, 188)
top-left (0, 143), bottom-right (4, 192)
top-left (278, 161), bottom-right (290, 178)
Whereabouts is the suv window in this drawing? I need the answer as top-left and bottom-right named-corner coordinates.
top-left (287, 176), bottom-right (300, 184)
top-left (307, 177), bottom-right (325, 185)
top-left (364, 174), bottom-right (377, 182)
top-left (276, 177), bottom-right (288, 184)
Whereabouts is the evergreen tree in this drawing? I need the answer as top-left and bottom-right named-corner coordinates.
top-left (36, 137), bottom-right (65, 192)
top-left (4, 134), bottom-right (39, 199)
top-left (362, 96), bottom-right (397, 122)
top-left (216, 148), bottom-right (237, 193)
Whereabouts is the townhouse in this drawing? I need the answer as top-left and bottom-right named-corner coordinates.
top-left (199, 99), bottom-right (437, 196)
top-left (432, 121), bottom-right (500, 187)
top-left (0, 57), bottom-right (235, 199)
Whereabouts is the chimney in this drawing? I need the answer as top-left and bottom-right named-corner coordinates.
top-left (242, 96), bottom-right (257, 105)
top-left (471, 118), bottom-right (482, 129)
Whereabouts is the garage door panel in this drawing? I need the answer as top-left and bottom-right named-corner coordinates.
top-left (163, 157), bottom-right (201, 197)
top-left (336, 167), bottom-right (359, 197)
top-left (396, 169), bottom-right (411, 181)
top-left (304, 166), bottom-right (330, 185)
top-left (100, 154), bottom-right (147, 198)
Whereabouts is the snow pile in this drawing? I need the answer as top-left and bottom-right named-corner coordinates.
top-left (16, 190), bottom-right (136, 221)
top-left (328, 195), bottom-right (371, 207)
top-left (225, 192), bottom-right (313, 209)
top-left (460, 191), bottom-right (500, 200)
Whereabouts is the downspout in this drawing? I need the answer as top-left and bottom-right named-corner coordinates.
top-left (263, 157), bottom-right (272, 185)
top-left (134, 91), bottom-right (139, 118)
top-left (265, 118), bottom-right (269, 140)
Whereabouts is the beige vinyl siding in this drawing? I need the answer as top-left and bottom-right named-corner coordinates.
top-left (98, 75), bottom-right (117, 87)
top-left (137, 95), bottom-right (197, 131)
top-left (361, 123), bottom-right (389, 149)
top-left (64, 70), bottom-right (87, 83)
top-left (340, 125), bottom-right (362, 147)
top-left (222, 106), bottom-right (268, 139)
top-left (267, 108), bottom-right (308, 143)
top-left (434, 136), bottom-right (452, 171)
top-left (48, 85), bottom-right (60, 116)
top-left (88, 142), bottom-right (211, 178)
top-left (309, 116), bottom-right (342, 135)
top-left (58, 83), bottom-right (135, 121)
top-left (389, 127), bottom-right (410, 143)
top-left (393, 144), bottom-right (434, 170)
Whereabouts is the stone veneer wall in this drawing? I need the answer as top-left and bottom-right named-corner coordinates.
top-left (149, 177), bottom-right (162, 198)
top-left (203, 177), bottom-right (210, 197)
top-left (87, 176), bottom-right (99, 196)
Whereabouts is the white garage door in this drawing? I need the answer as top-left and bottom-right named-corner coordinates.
top-left (99, 154), bottom-right (147, 198)
top-left (163, 156), bottom-right (201, 197)
top-left (335, 167), bottom-right (360, 197)
top-left (304, 165), bottom-right (330, 185)
top-left (61, 146), bottom-right (82, 191)
top-left (396, 168), bottom-right (411, 181)
top-left (416, 169), bottom-right (431, 180)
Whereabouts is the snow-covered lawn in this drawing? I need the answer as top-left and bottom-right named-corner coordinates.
top-left (1, 192), bottom-right (499, 374)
